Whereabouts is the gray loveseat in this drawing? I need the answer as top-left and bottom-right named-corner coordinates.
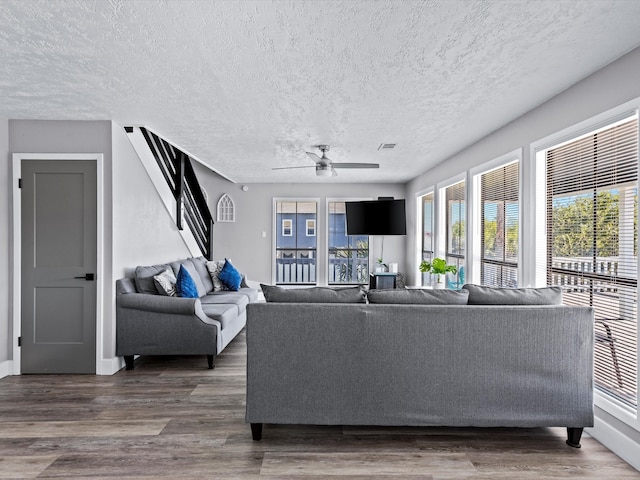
top-left (116, 256), bottom-right (259, 370)
top-left (246, 285), bottom-right (594, 447)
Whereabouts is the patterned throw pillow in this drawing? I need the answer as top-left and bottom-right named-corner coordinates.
top-left (153, 268), bottom-right (177, 297)
top-left (218, 259), bottom-right (242, 291)
top-left (176, 264), bottom-right (199, 298)
top-left (206, 260), bottom-right (226, 291)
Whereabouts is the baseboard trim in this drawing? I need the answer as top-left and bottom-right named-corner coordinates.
top-left (98, 357), bottom-right (125, 375)
top-left (0, 360), bottom-right (13, 379)
top-left (587, 414), bottom-right (640, 472)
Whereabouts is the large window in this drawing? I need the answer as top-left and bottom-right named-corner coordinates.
top-left (327, 201), bottom-right (369, 284)
top-left (275, 200), bottom-right (317, 284)
top-left (445, 181), bottom-right (466, 276)
top-left (544, 116), bottom-right (638, 409)
top-left (420, 192), bottom-right (435, 286)
top-left (480, 161), bottom-right (519, 287)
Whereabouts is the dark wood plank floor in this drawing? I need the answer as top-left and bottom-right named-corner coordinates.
top-left (1, 330), bottom-right (638, 479)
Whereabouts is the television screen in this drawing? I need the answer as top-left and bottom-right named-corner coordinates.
top-left (345, 199), bottom-right (406, 235)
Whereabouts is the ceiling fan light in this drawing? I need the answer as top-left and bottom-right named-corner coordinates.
top-left (316, 167), bottom-right (333, 177)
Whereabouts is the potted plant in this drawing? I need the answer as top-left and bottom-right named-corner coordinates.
top-left (419, 258), bottom-right (457, 289)
top-left (376, 258), bottom-right (388, 273)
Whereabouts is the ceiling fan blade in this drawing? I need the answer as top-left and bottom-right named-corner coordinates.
top-left (272, 165), bottom-right (315, 170)
top-left (332, 162), bottom-right (380, 169)
top-left (306, 152), bottom-right (324, 164)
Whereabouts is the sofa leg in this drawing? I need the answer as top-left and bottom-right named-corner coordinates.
top-left (566, 427), bottom-right (583, 448)
top-left (251, 423), bottom-right (263, 441)
top-left (207, 354), bottom-right (215, 370)
top-left (124, 355), bottom-right (134, 370)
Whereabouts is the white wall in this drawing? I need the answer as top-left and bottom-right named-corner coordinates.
top-left (406, 45), bottom-right (640, 470)
top-left (0, 119), bottom-right (10, 377)
top-left (111, 124), bottom-right (192, 278)
top-left (192, 161), bottom-right (407, 286)
top-left (8, 120), bottom-right (115, 373)
top-left (406, 46), bottom-right (640, 286)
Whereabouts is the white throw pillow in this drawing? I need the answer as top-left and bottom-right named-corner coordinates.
top-left (154, 268), bottom-right (177, 297)
top-left (206, 260), bottom-right (226, 292)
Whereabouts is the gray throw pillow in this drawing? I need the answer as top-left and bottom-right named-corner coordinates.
top-left (463, 284), bottom-right (562, 305)
top-left (191, 256), bottom-right (214, 293)
top-left (367, 288), bottom-right (469, 305)
top-left (134, 263), bottom-right (171, 295)
top-left (261, 284), bottom-right (366, 303)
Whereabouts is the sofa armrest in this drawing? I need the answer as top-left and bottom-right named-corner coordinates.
top-left (116, 292), bottom-right (220, 327)
top-left (118, 293), bottom-right (199, 315)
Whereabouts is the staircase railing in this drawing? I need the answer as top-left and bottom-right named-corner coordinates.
top-left (134, 127), bottom-right (214, 260)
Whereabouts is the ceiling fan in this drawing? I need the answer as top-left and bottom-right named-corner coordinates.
top-left (273, 145), bottom-right (379, 177)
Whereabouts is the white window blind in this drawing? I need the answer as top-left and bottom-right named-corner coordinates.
top-left (546, 117), bottom-right (638, 409)
top-left (480, 162), bottom-right (519, 287)
top-left (445, 181), bottom-right (466, 276)
top-left (421, 192), bottom-right (434, 286)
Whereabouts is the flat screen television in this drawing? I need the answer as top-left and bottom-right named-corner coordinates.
top-left (345, 198), bottom-right (406, 235)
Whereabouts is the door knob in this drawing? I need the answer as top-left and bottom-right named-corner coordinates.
top-left (74, 273), bottom-right (95, 281)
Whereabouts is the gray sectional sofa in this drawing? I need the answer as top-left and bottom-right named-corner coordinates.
top-left (246, 284), bottom-right (595, 447)
top-left (116, 256), bottom-right (259, 370)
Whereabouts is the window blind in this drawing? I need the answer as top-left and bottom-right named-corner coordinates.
top-left (480, 162), bottom-right (519, 287)
top-left (445, 181), bottom-right (466, 273)
top-left (546, 117), bottom-right (638, 408)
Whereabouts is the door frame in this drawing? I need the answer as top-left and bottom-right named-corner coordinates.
top-left (12, 153), bottom-right (105, 375)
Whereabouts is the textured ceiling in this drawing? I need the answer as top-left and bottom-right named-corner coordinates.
top-left (2, 0), bottom-right (640, 183)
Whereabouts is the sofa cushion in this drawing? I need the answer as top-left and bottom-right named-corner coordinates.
top-left (237, 287), bottom-right (260, 303)
top-left (463, 284), bottom-right (563, 305)
top-left (191, 256), bottom-right (214, 293)
top-left (218, 259), bottom-right (242, 291)
top-left (171, 259), bottom-right (208, 297)
top-left (201, 292), bottom-right (249, 314)
top-left (153, 268), bottom-right (177, 297)
top-left (200, 303), bottom-right (238, 330)
top-left (176, 264), bottom-right (199, 298)
top-left (367, 288), bottom-right (469, 305)
top-left (261, 284), bottom-right (366, 303)
top-left (134, 263), bottom-right (171, 295)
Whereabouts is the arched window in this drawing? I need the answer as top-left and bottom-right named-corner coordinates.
top-left (216, 193), bottom-right (235, 222)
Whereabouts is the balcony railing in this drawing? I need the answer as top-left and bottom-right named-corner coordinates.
top-left (550, 256), bottom-right (637, 408)
top-left (328, 255), bottom-right (369, 284)
top-left (275, 251), bottom-right (369, 285)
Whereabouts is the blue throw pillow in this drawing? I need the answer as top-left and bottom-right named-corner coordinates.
top-left (218, 259), bottom-right (242, 291)
top-left (176, 264), bottom-right (199, 298)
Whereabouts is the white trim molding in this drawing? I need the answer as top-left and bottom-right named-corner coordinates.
top-left (12, 153), bottom-right (105, 375)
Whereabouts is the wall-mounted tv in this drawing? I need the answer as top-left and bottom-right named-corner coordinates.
top-left (345, 198), bottom-right (407, 236)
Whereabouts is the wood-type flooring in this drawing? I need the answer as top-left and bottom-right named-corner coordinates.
top-left (0, 331), bottom-right (638, 479)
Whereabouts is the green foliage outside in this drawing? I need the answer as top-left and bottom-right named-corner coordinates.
top-left (483, 220), bottom-right (518, 259)
top-left (551, 191), bottom-right (636, 257)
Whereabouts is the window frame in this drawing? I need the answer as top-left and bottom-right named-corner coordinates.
top-left (469, 150), bottom-right (522, 286)
top-left (437, 174), bottom-right (467, 281)
top-left (306, 219), bottom-right (316, 237)
top-left (416, 187), bottom-right (436, 286)
top-left (273, 198), bottom-right (319, 285)
top-left (531, 104), bottom-right (640, 430)
top-left (282, 218), bottom-right (293, 237)
top-left (326, 198), bottom-right (372, 285)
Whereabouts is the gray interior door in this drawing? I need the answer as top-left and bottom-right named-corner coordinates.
top-left (21, 160), bottom-right (97, 373)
